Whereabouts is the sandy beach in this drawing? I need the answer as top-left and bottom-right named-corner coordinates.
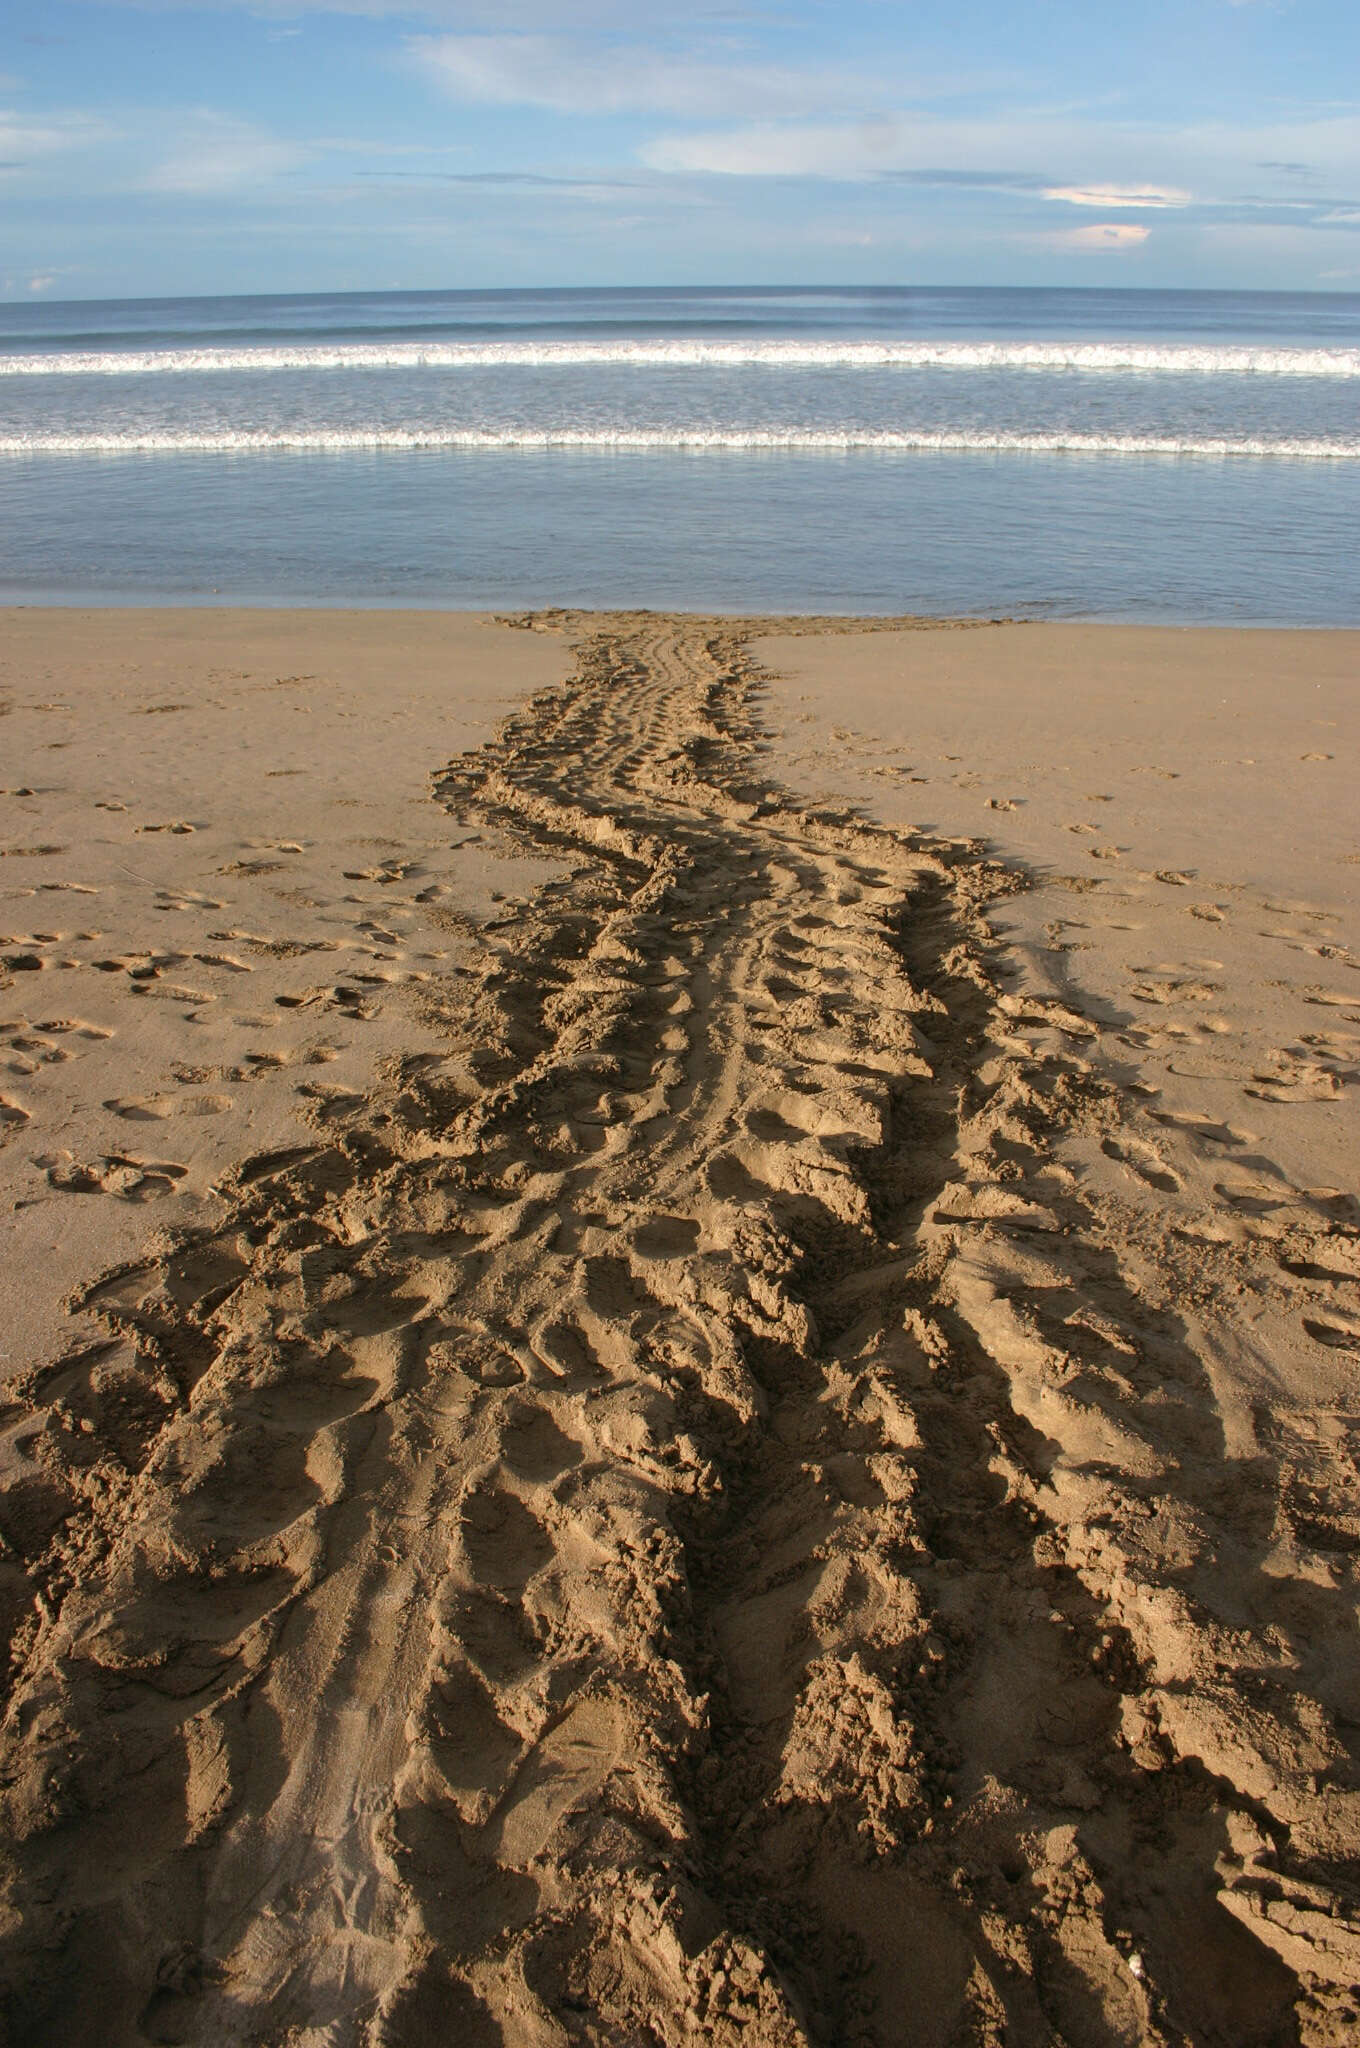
top-left (1, 606), bottom-right (1357, 2047)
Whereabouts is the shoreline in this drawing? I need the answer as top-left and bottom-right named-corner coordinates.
top-left (5, 592), bottom-right (1360, 630)
top-left (2, 606), bottom-right (1358, 2044)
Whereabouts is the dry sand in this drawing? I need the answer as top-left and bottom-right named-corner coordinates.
top-left (0, 608), bottom-right (1357, 2047)
top-left (0, 609), bottom-right (570, 1369)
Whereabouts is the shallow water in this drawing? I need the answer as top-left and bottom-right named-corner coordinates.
top-left (1, 284), bottom-right (1356, 620)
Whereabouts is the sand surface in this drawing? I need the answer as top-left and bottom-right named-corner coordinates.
top-left (0, 609), bottom-right (570, 1369)
top-left (1, 609), bottom-right (1358, 2047)
top-left (757, 623), bottom-right (1360, 1196)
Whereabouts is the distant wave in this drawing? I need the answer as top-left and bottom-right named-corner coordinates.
top-left (3, 427), bottom-right (1358, 459)
top-left (2, 339), bottom-right (1359, 378)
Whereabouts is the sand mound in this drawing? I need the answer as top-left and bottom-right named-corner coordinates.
top-left (1, 617), bottom-right (1357, 2046)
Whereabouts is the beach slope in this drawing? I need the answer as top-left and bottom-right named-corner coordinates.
top-left (1, 610), bottom-right (1357, 2048)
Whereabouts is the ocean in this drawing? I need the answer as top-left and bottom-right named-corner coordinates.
top-left (0, 284), bottom-right (1356, 620)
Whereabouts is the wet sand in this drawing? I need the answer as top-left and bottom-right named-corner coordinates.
top-left (1, 608), bottom-right (1357, 2047)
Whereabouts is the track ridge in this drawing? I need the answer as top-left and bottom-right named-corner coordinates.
top-left (0, 616), bottom-right (1356, 2047)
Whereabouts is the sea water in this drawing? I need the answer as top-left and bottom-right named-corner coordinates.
top-left (0, 285), bottom-right (1355, 620)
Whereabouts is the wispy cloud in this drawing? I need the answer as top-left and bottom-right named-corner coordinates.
top-left (355, 168), bottom-right (644, 199)
top-left (411, 33), bottom-right (903, 120)
top-left (0, 109), bottom-right (112, 159)
top-left (641, 109), bottom-right (1360, 236)
top-left (1042, 182), bottom-right (1189, 209)
top-left (1047, 222), bottom-right (1151, 250)
top-left (143, 115), bottom-right (307, 193)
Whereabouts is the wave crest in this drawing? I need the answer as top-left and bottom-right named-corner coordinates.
top-left (2, 427), bottom-right (1357, 459)
top-left (2, 339), bottom-right (1358, 379)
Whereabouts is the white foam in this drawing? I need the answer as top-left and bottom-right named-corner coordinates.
top-left (1, 339), bottom-right (1358, 378)
top-left (2, 427), bottom-right (1357, 459)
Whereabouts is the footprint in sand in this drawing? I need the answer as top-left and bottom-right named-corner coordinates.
top-left (631, 1213), bottom-right (702, 1260)
top-left (43, 1151), bottom-right (189, 1199)
top-left (193, 952), bottom-right (253, 974)
top-left (133, 982), bottom-right (219, 1008)
top-left (6, 1033), bottom-right (72, 1067)
top-left (343, 857), bottom-right (422, 885)
top-left (1302, 1029), bottom-right (1360, 1060)
top-left (1303, 1315), bottom-right (1360, 1352)
top-left (1152, 1110), bottom-right (1253, 1149)
top-left (0, 1094), bottom-right (31, 1132)
top-left (530, 1318), bottom-right (604, 1385)
top-left (155, 889), bottom-right (225, 912)
top-left (237, 1050), bottom-right (291, 1075)
top-left (1100, 1135), bottom-right (1180, 1194)
top-left (1245, 1049), bottom-right (1351, 1103)
top-left (295, 1081), bottom-right (364, 1120)
top-left (457, 1484), bottom-right (553, 1595)
top-left (1212, 1178), bottom-right (1323, 1225)
top-left (103, 1093), bottom-right (232, 1121)
top-left (40, 1017), bottom-right (112, 1041)
top-left (1129, 978), bottom-right (1224, 1006)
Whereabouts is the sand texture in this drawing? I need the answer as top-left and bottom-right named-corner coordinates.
top-left (0, 609), bottom-right (570, 1370)
top-left (1, 610), bottom-right (1358, 2047)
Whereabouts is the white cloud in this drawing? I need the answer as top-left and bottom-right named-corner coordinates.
top-left (641, 109), bottom-right (1360, 228)
top-left (0, 109), bottom-right (112, 159)
top-left (143, 115), bottom-right (307, 192)
top-left (644, 119), bottom-right (911, 178)
top-left (411, 33), bottom-right (892, 119)
top-left (1042, 183), bottom-right (1189, 209)
top-left (1049, 223), bottom-right (1151, 250)
top-left (27, 273), bottom-right (57, 291)
top-left (355, 167), bottom-right (659, 204)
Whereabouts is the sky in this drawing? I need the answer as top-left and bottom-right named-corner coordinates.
top-left (2, 0), bottom-right (1359, 301)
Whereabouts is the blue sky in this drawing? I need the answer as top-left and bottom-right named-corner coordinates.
top-left (3, 0), bottom-right (1358, 300)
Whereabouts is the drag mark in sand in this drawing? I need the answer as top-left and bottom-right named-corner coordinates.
top-left (0, 619), bottom-right (1357, 2046)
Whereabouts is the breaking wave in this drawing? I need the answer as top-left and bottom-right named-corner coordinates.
top-left (2, 340), bottom-right (1359, 379)
top-left (2, 426), bottom-right (1357, 459)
